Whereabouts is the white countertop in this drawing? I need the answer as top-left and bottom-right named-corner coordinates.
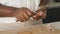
top-left (0, 18), bottom-right (42, 31)
top-left (46, 21), bottom-right (60, 29)
top-left (0, 17), bottom-right (59, 31)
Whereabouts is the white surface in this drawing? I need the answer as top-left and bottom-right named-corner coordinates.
top-left (0, 17), bottom-right (16, 23)
top-left (0, 23), bottom-right (24, 31)
top-left (48, 0), bottom-right (60, 8)
top-left (47, 21), bottom-right (60, 29)
top-left (0, 19), bottom-right (42, 34)
top-left (0, 0), bottom-right (40, 11)
top-left (0, 19), bottom-right (42, 31)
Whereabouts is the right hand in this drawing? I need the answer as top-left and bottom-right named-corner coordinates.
top-left (13, 7), bottom-right (33, 22)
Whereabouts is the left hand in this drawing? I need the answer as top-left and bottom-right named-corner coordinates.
top-left (33, 6), bottom-right (47, 20)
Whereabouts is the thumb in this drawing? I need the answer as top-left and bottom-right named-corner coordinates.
top-left (32, 11), bottom-right (43, 20)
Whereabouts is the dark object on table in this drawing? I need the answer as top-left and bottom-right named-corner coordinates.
top-left (55, 0), bottom-right (60, 2)
top-left (43, 7), bottom-right (60, 23)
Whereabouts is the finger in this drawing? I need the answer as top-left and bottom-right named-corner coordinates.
top-left (33, 14), bottom-right (41, 20)
top-left (15, 13), bottom-right (24, 22)
top-left (16, 19), bottom-right (19, 22)
top-left (20, 15), bottom-right (28, 22)
top-left (41, 11), bottom-right (46, 19)
top-left (36, 11), bottom-right (46, 19)
top-left (23, 12), bottom-right (30, 20)
top-left (17, 15), bottom-right (27, 22)
top-left (41, 14), bottom-right (46, 19)
top-left (36, 11), bottom-right (43, 16)
top-left (16, 16), bottom-right (24, 22)
top-left (26, 10), bottom-right (33, 17)
top-left (33, 11), bottom-right (43, 20)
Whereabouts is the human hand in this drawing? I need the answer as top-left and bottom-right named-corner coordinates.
top-left (13, 7), bottom-right (33, 22)
top-left (33, 6), bottom-right (47, 20)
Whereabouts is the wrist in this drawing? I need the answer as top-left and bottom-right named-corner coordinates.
top-left (36, 5), bottom-right (48, 13)
top-left (12, 8), bottom-right (19, 16)
top-left (38, 5), bottom-right (48, 10)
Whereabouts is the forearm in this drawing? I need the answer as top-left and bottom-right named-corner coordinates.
top-left (0, 4), bottom-right (17, 17)
top-left (38, 0), bottom-right (49, 11)
top-left (39, 0), bottom-right (49, 6)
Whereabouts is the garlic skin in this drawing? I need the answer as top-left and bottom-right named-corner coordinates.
top-left (44, 24), bottom-right (55, 31)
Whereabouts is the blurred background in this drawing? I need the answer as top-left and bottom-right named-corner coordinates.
top-left (43, 0), bottom-right (60, 23)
